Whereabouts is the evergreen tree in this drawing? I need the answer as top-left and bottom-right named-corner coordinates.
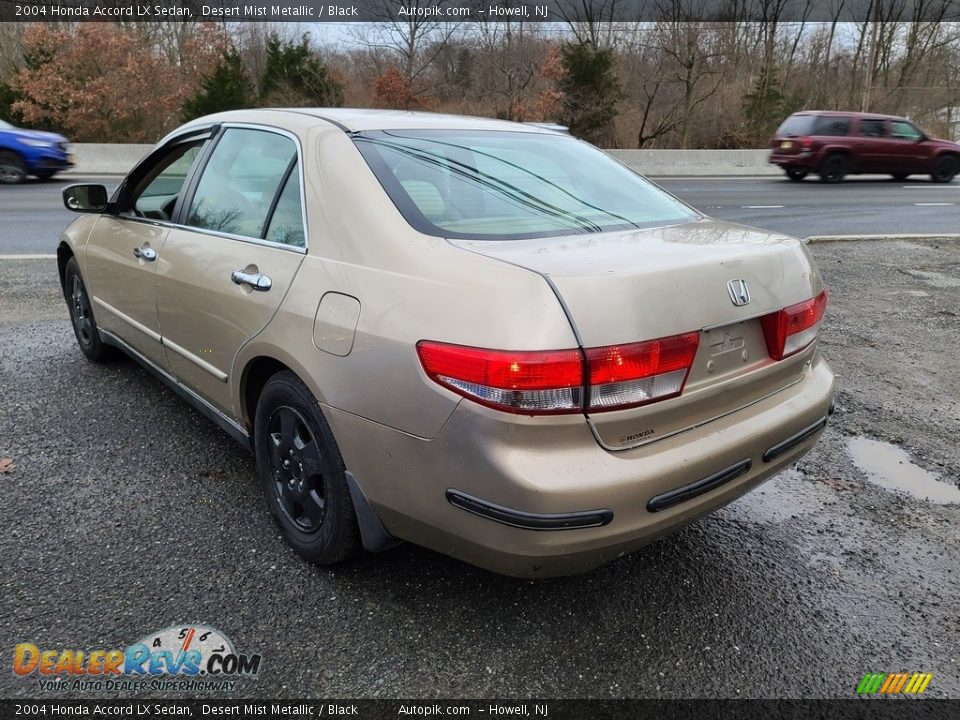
top-left (181, 48), bottom-right (251, 122)
top-left (743, 66), bottom-right (786, 143)
top-left (260, 34), bottom-right (343, 107)
top-left (558, 42), bottom-right (622, 147)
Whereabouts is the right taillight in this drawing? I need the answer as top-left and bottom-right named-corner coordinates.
top-left (760, 290), bottom-right (827, 360)
top-left (416, 332), bottom-right (700, 416)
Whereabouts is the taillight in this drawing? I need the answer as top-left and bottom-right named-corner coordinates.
top-left (416, 342), bottom-right (584, 414)
top-left (416, 331), bottom-right (700, 416)
top-left (799, 136), bottom-right (814, 149)
top-left (585, 333), bottom-right (700, 411)
top-left (760, 290), bottom-right (827, 360)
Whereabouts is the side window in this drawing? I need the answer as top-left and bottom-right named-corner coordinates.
top-left (858, 119), bottom-right (887, 138)
top-left (265, 162), bottom-right (305, 248)
top-left (891, 121), bottom-right (923, 140)
top-left (812, 116), bottom-right (850, 136)
top-left (126, 141), bottom-right (205, 221)
top-left (186, 128), bottom-right (297, 240)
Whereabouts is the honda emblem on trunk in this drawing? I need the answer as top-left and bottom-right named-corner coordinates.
top-left (727, 279), bottom-right (751, 306)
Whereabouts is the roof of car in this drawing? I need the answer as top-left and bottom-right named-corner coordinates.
top-left (208, 108), bottom-right (563, 134)
top-left (792, 110), bottom-right (908, 121)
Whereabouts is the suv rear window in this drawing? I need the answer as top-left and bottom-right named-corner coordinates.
top-left (812, 116), bottom-right (850, 136)
top-left (353, 130), bottom-right (696, 241)
top-left (775, 115), bottom-right (814, 136)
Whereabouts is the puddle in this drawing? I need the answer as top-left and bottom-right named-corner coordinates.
top-left (847, 436), bottom-right (960, 505)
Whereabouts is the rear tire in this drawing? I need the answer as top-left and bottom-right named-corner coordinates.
top-left (254, 371), bottom-right (361, 565)
top-left (0, 150), bottom-right (26, 184)
top-left (62, 257), bottom-right (117, 362)
top-left (785, 168), bottom-right (808, 181)
top-left (931, 155), bottom-right (958, 183)
top-left (891, 172), bottom-right (909, 181)
top-left (819, 155), bottom-right (848, 183)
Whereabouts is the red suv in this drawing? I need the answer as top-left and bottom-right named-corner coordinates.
top-left (769, 111), bottom-right (960, 183)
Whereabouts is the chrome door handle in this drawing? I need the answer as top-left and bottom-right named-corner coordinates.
top-left (133, 247), bottom-right (157, 261)
top-left (231, 270), bottom-right (272, 291)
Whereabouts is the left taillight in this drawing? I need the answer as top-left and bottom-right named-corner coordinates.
top-left (760, 290), bottom-right (827, 360)
top-left (416, 331), bottom-right (700, 416)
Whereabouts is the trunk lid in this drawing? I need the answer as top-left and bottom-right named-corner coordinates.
top-left (449, 218), bottom-right (825, 450)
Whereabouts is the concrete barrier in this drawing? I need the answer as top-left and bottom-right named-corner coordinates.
top-left (68, 144), bottom-right (153, 176)
top-left (608, 149), bottom-right (778, 177)
top-left (67, 144), bottom-right (779, 178)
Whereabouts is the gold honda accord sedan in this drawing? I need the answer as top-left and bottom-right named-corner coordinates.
top-left (58, 109), bottom-right (835, 577)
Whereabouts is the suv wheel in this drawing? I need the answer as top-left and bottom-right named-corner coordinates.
top-left (0, 151), bottom-right (26, 184)
top-left (254, 371), bottom-right (361, 565)
top-left (785, 168), bottom-right (808, 181)
top-left (931, 155), bottom-right (958, 184)
top-left (63, 257), bottom-right (117, 362)
top-left (891, 172), bottom-right (909, 181)
top-left (819, 155), bottom-right (848, 184)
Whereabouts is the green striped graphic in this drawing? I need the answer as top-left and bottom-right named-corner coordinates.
top-left (857, 673), bottom-right (886, 694)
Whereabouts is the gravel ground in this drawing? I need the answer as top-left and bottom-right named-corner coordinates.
top-left (0, 240), bottom-right (957, 700)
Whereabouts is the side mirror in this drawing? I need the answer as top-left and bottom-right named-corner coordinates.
top-left (63, 184), bottom-right (108, 213)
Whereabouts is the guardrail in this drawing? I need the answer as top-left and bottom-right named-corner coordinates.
top-left (66, 144), bottom-right (779, 178)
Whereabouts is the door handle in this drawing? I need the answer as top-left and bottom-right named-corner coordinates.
top-left (231, 269), bottom-right (272, 291)
top-left (133, 247), bottom-right (157, 261)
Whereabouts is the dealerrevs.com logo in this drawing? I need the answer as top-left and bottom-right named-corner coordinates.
top-left (13, 625), bottom-right (261, 692)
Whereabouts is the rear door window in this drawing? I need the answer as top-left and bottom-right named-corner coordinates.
top-left (186, 128), bottom-right (298, 240)
top-left (858, 119), bottom-right (887, 138)
top-left (812, 116), bottom-right (850, 136)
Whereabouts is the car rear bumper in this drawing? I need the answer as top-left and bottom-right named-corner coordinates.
top-left (769, 151), bottom-right (817, 169)
top-left (325, 353), bottom-right (835, 578)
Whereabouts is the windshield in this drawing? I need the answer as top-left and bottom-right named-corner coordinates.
top-left (353, 130), bottom-right (697, 241)
top-left (0, 119), bottom-right (15, 130)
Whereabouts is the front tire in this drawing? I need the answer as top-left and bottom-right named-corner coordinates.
top-left (931, 155), bottom-right (958, 183)
top-left (819, 155), bottom-right (848, 183)
top-left (62, 257), bottom-right (117, 362)
top-left (0, 150), bottom-right (26, 184)
top-left (785, 168), bottom-right (808, 181)
top-left (34, 170), bottom-right (59, 181)
top-left (254, 371), bottom-right (360, 565)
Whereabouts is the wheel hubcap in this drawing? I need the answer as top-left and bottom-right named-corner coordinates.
top-left (0, 158), bottom-right (24, 182)
top-left (267, 405), bottom-right (326, 532)
top-left (70, 275), bottom-right (93, 345)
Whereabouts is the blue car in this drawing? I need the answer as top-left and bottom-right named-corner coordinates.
top-left (0, 119), bottom-right (73, 183)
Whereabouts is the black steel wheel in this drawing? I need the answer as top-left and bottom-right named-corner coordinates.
top-left (62, 257), bottom-right (116, 362)
top-left (819, 155), bottom-right (848, 184)
top-left (931, 155), bottom-right (958, 184)
top-left (266, 405), bottom-right (328, 533)
top-left (254, 371), bottom-right (360, 564)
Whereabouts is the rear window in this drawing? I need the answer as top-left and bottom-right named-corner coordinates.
top-left (353, 130), bottom-right (696, 241)
top-left (812, 116), bottom-right (851, 136)
top-left (775, 115), bottom-right (814, 136)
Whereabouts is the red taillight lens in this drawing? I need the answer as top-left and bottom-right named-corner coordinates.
top-left (416, 341), bottom-right (584, 414)
top-left (417, 331), bottom-right (700, 415)
top-left (585, 332), bottom-right (700, 411)
top-left (799, 136), bottom-right (814, 149)
top-left (760, 290), bottom-right (827, 360)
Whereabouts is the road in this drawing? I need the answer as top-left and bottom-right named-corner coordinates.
top-left (0, 175), bottom-right (957, 256)
top-left (1, 238), bottom-right (958, 699)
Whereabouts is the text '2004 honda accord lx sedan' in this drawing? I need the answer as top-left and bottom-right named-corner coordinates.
top-left (58, 109), bottom-right (835, 577)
